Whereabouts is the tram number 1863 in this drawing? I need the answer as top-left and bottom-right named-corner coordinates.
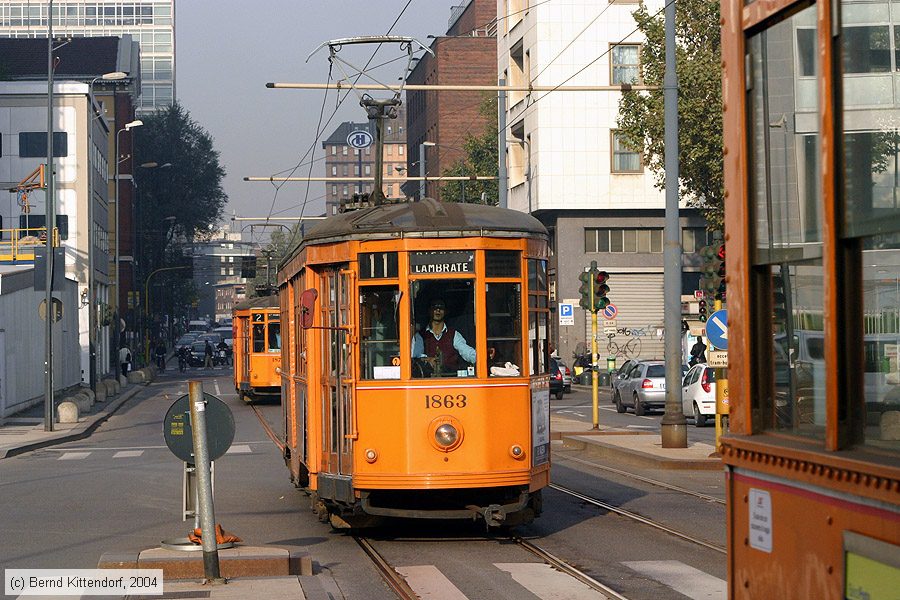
top-left (426, 394), bottom-right (468, 409)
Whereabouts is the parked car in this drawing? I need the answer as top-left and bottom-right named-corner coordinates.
top-left (556, 359), bottom-right (572, 392)
top-left (549, 358), bottom-right (565, 400)
top-left (615, 360), bottom-right (667, 415)
top-left (682, 363), bottom-right (717, 427)
top-left (610, 359), bottom-right (640, 392)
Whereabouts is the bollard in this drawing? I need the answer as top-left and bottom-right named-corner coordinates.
top-left (188, 381), bottom-right (225, 584)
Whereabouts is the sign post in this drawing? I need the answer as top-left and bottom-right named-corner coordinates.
top-left (705, 305), bottom-right (729, 453)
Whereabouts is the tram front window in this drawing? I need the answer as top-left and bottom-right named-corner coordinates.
top-left (487, 283), bottom-right (522, 375)
top-left (268, 321), bottom-right (281, 352)
top-left (252, 324), bottom-right (265, 353)
top-left (410, 279), bottom-right (476, 378)
top-left (360, 286), bottom-right (400, 379)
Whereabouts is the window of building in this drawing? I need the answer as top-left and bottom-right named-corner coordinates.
top-left (387, 184), bottom-right (394, 197)
top-left (354, 165), bottom-right (359, 176)
top-left (331, 145), bottom-right (337, 155)
top-left (331, 166), bottom-right (337, 176)
top-left (342, 146), bottom-right (348, 155)
top-left (611, 131), bottom-right (642, 173)
top-left (611, 44), bottom-right (641, 85)
top-left (365, 165), bottom-right (371, 176)
top-left (399, 146), bottom-right (404, 155)
top-left (343, 185), bottom-right (349, 196)
top-left (387, 145), bottom-right (393, 156)
top-left (585, 228), bottom-right (663, 253)
top-left (682, 228), bottom-right (712, 253)
top-left (19, 132), bottom-right (67, 157)
top-left (331, 184), bottom-right (337, 196)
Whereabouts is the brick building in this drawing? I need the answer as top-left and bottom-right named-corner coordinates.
top-left (405, 0), bottom-right (497, 200)
top-left (322, 105), bottom-right (407, 215)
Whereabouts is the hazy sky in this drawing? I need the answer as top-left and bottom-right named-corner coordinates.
top-left (176, 1), bottom-right (455, 233)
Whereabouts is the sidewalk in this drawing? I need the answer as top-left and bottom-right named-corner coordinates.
top-left (551, 405), bottom-right (723, 471)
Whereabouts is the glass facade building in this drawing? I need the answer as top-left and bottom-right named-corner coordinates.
top-left (0, 0), bottom-right (174, 112)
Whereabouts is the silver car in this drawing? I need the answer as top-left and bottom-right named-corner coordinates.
top-left (615, 361), bottom-right (667, 415)
top-left (556, 360), bottom-right (572, 392)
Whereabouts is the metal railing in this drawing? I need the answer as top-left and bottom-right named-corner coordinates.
top-left (0, 227), bottom-right (60, 262)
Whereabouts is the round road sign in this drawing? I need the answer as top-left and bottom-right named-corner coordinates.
top-left (602, 303), bottom-right (618, 319)
top-left (163, 393), bottom-right (235, 463)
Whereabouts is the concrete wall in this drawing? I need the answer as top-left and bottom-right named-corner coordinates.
top-left (0, 267), bottom-right (82, 417)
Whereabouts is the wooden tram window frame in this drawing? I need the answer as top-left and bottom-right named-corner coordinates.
top-left (723, 0), bottom-right (855, 452)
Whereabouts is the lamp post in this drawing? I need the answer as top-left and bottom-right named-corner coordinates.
top-left (114, 119), bottom-right (143, 375)
top-left (44, 1), bottom-right (55, 431)
top-left (87, 71), bottom-right (126, 391)
top-left (419, 141), bottom-right (435, 200)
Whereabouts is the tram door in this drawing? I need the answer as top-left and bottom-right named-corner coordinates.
top-left (320, 265), bottom-right (354, 477)
top-left (240, 316), bottom-right (251, 383)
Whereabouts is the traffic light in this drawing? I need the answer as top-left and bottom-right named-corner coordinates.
top-left (714, 243), bottom-right (726, 301)
top-left (698, 298), bottom-right (708, 322)
top-left (699, 244), bottom-right (723, 297)
top-left (594, 271), bottom-right (610, 310)
top-left (578, 270), bottom-right (593, 310)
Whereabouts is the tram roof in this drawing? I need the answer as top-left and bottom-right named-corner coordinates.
top-left (294, 199), bottom-right (548, 252)
top-left (233, 295), bottom-right (279, 311)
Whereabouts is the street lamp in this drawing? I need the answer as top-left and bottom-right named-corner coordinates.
top-left (419, 141), bottom-right (435, 200)
top-left (114, 119), bottom-right (143, 371)
top-left (86, 71), bottom-right (126, 391)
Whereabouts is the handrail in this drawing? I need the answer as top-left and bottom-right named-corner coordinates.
top-left (0, 227), bottom-right (60, 262)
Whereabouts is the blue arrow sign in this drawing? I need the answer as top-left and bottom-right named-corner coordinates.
top-left (705, 309), bottom-right (728, 350)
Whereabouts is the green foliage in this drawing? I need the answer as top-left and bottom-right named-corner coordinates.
top-left (134, 102), bottom-right (227, 273)
top-left (616, 0), bottom-right (723, 229)
top-left (439, 94), bottom-right (500, 204)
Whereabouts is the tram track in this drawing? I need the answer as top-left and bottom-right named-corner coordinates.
top-left (554, 452), bottom-right (726, 505)
top-left (355, 532), bottom-right (632, 600)
top-left (550, 483), bottom-right (727, 554)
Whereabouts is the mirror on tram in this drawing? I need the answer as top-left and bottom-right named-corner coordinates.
top-left (300, 289), bottom-right (318, 330)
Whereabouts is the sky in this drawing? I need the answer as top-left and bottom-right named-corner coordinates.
top-left (175, 1), bottom-right (455, 236)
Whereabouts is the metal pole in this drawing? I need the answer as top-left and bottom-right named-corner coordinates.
top-left (44, 1), bottom-right (55, 432)
top-left (188, 381), bottom-right (224, 583)
top-left (419, 142), bottom-right (427, 200)
top-left (88, 79), bottom-right (97, 393)
top-left (114, 127), bottom-right (123, 376)
top-left (660, 0), bottom-right (687, 448)
top-left (498, 77), bottom-right (508, 209)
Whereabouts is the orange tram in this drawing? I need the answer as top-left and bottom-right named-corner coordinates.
top-left (721, 0), bottom-right (900, 596)
top-left (276, 199), bottom-right (551, 528)
top-left (232, 295), bottom-right (281, 403)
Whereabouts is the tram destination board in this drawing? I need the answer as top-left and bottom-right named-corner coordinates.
top-left (409, 250), bottom-right (474, 274)
top-left (163, 392), bottom-right (235, 463)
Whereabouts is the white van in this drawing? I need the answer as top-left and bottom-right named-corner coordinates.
top-left (188, 320), bottom-right (210, 332)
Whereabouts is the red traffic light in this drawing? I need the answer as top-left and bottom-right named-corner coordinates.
top-left (717, 244), bottom-right (726, 261)
top-left (596, 270), bottom-right (609, 284)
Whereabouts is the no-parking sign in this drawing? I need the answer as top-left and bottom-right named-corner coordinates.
top-left (602, 303), bottom-right (618, 320)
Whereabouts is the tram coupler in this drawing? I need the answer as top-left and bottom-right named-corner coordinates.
top-left (467, 504), bottom-right (506, 528)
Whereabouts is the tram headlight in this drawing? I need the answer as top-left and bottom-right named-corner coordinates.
top-left (435, 424), bottom-right (459, 448)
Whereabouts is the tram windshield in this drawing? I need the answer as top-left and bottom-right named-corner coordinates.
top-left (411, 279), bottom-right (477, 378)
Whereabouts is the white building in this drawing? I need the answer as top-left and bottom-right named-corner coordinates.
top-left (0, 81), bottom-right (112, 384)
top-left (497, 0), bottom-right (707, 364)
top-left (0, 0), bottom-right (175, 113)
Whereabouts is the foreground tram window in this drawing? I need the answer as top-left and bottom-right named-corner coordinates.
top-left (410, 276), bottom-right (477, 379)
top-left (360, 285), bottom-right (400, 379)
top-left (841, 0), bottom-right (900, 453)
top-left (748, 4), bottom-right (826, 438)
top-left (486, 250), bottom-right (523, 375)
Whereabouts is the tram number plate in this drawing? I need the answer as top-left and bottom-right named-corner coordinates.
top-left (425, 393), bottom-right (468, 409)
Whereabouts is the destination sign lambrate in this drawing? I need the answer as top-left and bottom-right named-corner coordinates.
top-left (409, 251), bottom-right (475, 274)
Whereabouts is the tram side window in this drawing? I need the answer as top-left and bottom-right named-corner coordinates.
top-left (528, 259), bottom-right (549, 375)
top-left (410, 278), bottom-right (476, 378)
top-left (360, 285), bottom-right (400, 379)
top-left (487, 282), bottom-right (522, 376)
top-left (748, 5), bottom-right (826, 439)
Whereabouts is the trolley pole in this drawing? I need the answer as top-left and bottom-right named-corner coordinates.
top-left (188, 381), bottom-right (225, 584)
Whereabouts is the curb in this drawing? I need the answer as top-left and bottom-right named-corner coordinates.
top-left (560, 433), bottom-right (722, 471)
top-left (0, 384), bottom-right (146, 459)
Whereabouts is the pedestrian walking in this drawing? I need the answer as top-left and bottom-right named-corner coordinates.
top-left (204, 340), bottom-right (214, 368)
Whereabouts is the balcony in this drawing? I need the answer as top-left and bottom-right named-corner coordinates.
top-left (0, 227), bottom-right (59, 263)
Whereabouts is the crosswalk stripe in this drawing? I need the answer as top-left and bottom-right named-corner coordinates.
top-left (58, 452), bottom-right (90, 460)
top-left (395, 565), bottom-right (468, 600)
top-left (622, 560), bottom-right (726, 599)
top-left (226, 445), bottom-right (252, 454)
top-left (113, 450), bottom-right (144, 458)
top-left (494, 563), bottom-right (613, 599)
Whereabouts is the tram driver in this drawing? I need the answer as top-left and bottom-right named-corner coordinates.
top-left (412, 297), bottom-right (476, 377)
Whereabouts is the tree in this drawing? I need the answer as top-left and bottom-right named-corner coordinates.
top-left (133, 102), bottom-right (227, 315)
top-left (616, 0), bottom-right (723, 229)
top-left (439, 94), bottom-right (499, 204)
